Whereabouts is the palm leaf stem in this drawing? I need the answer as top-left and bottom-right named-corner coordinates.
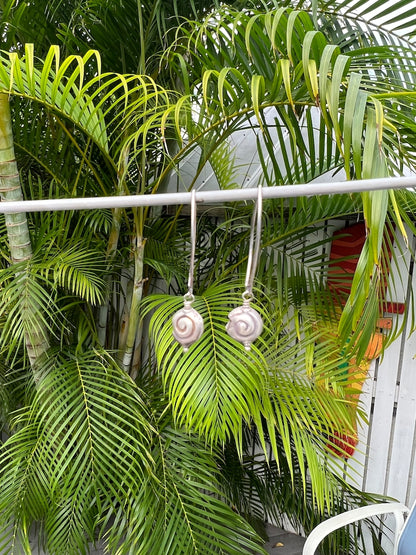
top-left (118, 272), bottom-right (133, 353)
top-left (98, 137), bottom-right (134, 348)
top-left (0, 93), bottom-right (49, 378)
top-left (137, 0), bottom-right (146, 76)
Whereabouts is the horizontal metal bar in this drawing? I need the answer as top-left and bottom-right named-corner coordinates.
top-left (0, 176), bottom-right (414, 213)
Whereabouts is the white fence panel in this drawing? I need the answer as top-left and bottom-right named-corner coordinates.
top-left (386, 327), bottom-right (416, 504)
top-left (346, 232), bottom-right (416, 551)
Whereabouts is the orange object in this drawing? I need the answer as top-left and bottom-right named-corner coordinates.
top-left (376, 317), bottom-right (393, 330)
top-left (364, 331), bottom-right (384, 360)
top-left (328, 222), bottom-right (403, 314)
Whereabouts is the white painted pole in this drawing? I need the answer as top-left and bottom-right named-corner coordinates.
top-left (0, 176), bottom-right (414, 213)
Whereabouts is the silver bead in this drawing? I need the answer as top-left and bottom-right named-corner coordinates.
top-left (172, 300), bottom-right (204, 352)
top-left (226, 302), bottom-right (263, 351)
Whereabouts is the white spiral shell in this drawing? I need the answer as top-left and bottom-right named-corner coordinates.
top-left (172, 304), bottom-right (204, 352)
top-left (226, 304), bottom-right (263, 350)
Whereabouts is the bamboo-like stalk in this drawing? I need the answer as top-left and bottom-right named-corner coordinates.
top-left (121, 233), bottom-right (145, 373)
top-left (97, 206), bottom-right (123, 345)
top-left (118, 268), bottom-right (133, 353)
top-left (0, 93), bottom-right (49, 377)
top-left (98, 143), bottom-right (130, 346)
top-left (130, 318), bottom-right (144, 380)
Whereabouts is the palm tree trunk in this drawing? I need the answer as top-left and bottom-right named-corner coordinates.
top-left (0, 93), bottom-right (49, 379)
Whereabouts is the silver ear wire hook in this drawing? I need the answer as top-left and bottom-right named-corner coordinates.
top-left (226, 186), bottom-right (264, 350)
top-left (187, 188), bottom-right (196, 298)
top-left (172, 190), bottom-right (204, 352)
top-left (244, 184), bottom-right (262, 299)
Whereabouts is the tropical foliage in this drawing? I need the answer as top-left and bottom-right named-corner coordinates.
top-left (0, 0), bottom-right (415, 553)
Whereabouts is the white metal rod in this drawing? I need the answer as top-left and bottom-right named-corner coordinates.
top-left (0, 176), bottom-right (415, 213)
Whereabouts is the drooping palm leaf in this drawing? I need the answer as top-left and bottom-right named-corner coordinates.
top-left (219, 428), bottom-right (392, 554)
top-left (312, 0), bottom-right (416, 43)
top-left (0, 43), bottom-right (180, 193)
top-left (0, 262), bottom-right (56, 363)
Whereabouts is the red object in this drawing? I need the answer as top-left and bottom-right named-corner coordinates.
top-left (327, 431), bottom-right (358, 459)
top-left (384, 302), bottom-right (405, 315)
top-left (328, 222), bottom-right (403, 313)
top-left (328, 222), bottom-right (367, 298)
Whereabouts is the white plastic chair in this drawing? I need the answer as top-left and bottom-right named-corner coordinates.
top-left (303, 501), bottom-right (416, 555)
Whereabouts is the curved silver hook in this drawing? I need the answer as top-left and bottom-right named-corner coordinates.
top-left (226, 185), bottom-right (264, 350)
top-left (244, 185), bottom-right (262, 296)
top-left (172, 189), bottom-right (204, 352)
top-left (187, 189), bottom-right (197, 296)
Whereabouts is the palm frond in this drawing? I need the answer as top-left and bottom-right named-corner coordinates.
top-left (156, 6), bottom-right (416, 347)
top-left (313, 0), bottom-right (416, 44)
top-left (0, 348), bottom-right (154, 554)
top-left (0, 44), bottom-right (179, 195)
top-left (143, 216), bottom-right (190, 287)
top-left (36, 245), bottom-right (107, 306)
top-left (219, 428), bottom-right (393, 554)
top-left (13, 99), bottom-right (113, 198)
top-left (105, 415), bottom-right (266, 555)
top-left (144, 280), bottom-right (365, 513)
top-left (0, 263), bottom-right (55, 362)
top-left (0, 420), bottom-right (50, 553)
top-left (144, 283), bottom-right (270, 448)
top-left (25, 177), bottom-right (113, 245)
top-left (0, 358), bottom-right (10, 432)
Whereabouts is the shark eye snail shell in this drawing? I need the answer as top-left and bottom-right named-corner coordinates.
top-left (172, 301), bottom-right (204, 352)
top-left (226, 304), bottom-right (263, 351)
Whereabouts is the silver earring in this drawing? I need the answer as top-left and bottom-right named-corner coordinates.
top-left (226, 186), bottom-right (264, 351)
top-left (172, 190), bottom-right (204, 352)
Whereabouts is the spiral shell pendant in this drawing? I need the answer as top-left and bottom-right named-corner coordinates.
top-left (226, 299), bottom-right (263, 351)
top-left (172, 297), bottom-right (204, 352)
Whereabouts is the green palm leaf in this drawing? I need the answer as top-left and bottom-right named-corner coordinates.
top-left (36, 245), bottom-right (106, 305)
top-left (105, 418), bottom-right (266, 555)
top-left (0, 348), bottom-right (154, 554)
top-left (313, 0), bottom-right (416, 42)
top-left (0, 421), bottom-right (50, 554)
top-left (158, 6), bottom-right (416, 349)
top-left (145, 283), bottom-right (270, 448)
top-left (0, 43), bottom-right (178, 194)
top-left (145, 283), bottom-right (363, 510)
top-left (0, 263), bottom-right (55, 362)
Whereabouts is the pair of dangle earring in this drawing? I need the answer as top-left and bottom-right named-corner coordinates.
top-left (172, 187), bottom-right (264, 352)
